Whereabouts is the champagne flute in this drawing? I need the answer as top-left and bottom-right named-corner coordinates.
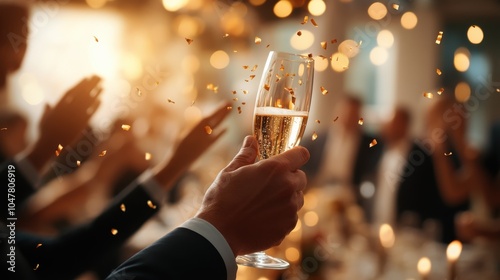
top-left (236, 51), bottom-right (314, 269)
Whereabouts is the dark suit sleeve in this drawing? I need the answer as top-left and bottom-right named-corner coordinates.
top-left (105, 227), bottom-right (227, 280)
top-left (19, 183), bottom-right (159, 280)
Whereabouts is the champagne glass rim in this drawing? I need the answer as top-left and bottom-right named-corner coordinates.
top-left (270, 51), bottom-right (314, 62)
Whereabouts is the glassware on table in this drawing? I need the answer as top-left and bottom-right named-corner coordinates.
top-left (235, 51), bottom-right (314, 269)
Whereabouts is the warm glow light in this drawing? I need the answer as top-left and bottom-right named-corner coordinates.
top-left (304, 192), bottom-right (318, 209)
top-left (379, 223), bottom-right (395, 248)
top-left (162, 0), bottom-right (189, 12)
top-left (417, 257), bottom-right (431, 276)
top-left (121, 52), bottom-right (143, 80)
top-left (86, 0), bottom-right (107, 9)
top-left (368, 2), bottom-right (387, 20)
top-left (446, 240), bottom-right (463, 261)
top-left (21, 83), bottom-right (45, 105)
top-left (454, 47), bottom-right (470, 72)
top-left (290, 29), bottom-right (315, 50)
top-left (377, 30), bottom-right (394, 48)
top-left (308, 0), bottom-right (326, 16)
top-left (175, 16), bottom-right (204, 38)
top-left (467, 25), bottom-right (484, 44)
top-left (401, 11), bottom-right (418, 30)
top-left (331, 52), bottom-right (349, 72)
top-left (249, 0), bottom-right (267, 6)
top-left (314, 56), bottom-right (329, 72)
top-left (285, 247), bottom-right (301, 262)
top-left (221, 12), bottom-right (245, 36)
top-left (182, 55), bottom-right (200, 73)
top-left (210, 50), bottom-right (230, 69)
top-left (455, 82), bottom-right (471, 103)
top-left (274, 0), bottom-right (293, 18)
top-left (360, 181), bottom-right (375, 198)
top-left (338, 39), bottom-right (360, 58)
top-left (370, 46), bottom-right (389, 66)
top-left (304, 211), bottom-right (319, 227)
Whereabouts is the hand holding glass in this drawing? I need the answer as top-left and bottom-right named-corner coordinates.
top-left (236, 51), bottom-right (314, 269)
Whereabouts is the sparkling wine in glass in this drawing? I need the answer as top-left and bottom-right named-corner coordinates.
top-left (236, 51), bottom-right (314, 269)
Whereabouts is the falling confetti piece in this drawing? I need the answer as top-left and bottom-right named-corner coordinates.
top-left (320, 86), bottom-right (328, 95)
top-left (231, 90), bottom-right (237, 94)
top-left (333, 116), bottom-right (339, 122)
top-left (255, 36), bottom-right (262, 44)
top-left (185, 38), bottom-right (194, 45)
top-left (147, 200), bottom-right (157, 209)
top-left (98, 150), bottom-right (107, 157)
top-left (264, 84), bottom-right (270, 91)
top-left (358, 118), bottom-right (364, 125)
top-left (227, 106), bottom-right (233, 110)
top-left (243, 90), bottom-right (248, 94)
top-left (136, 87), bottom-right (142, 97)
top-left (251, 65), bottom-right (258, 71)
top-left (93, 36), bottom-right (98, 42)
top-left (369, 139), bottom-right (378, 148)
top-left (266, 44), bottom-right (271, 48)
top-left (191, 100), bottom-right (196, 106)
top-left (36, 243), bottom-right (42, 248)
top-left (321, 41), bottom-right (327, 50)
top-left (315, 119), bottom-right (320, 124)
top-left (331, 39), bottom-right (338, 44)
top-left (145, 152), bottom-right (152, 160)
top-left (297, 30), bottom-right (302, 36)
top-left (205, 125), bottom-right (213, 135)
top-left (436, 68), bottom-right (442, 75)
top-left (223, 33), bottom-right (229, 38)
top-left (167, 99), bottom-right (175, 104)
top-left (111, 228), bottom-right (118, 235)
top-left (243, 65), bottom-right (249, 69)
top-left (242, 102), bottom-right (246, 105)
top-left (435, 31), bottom-right (443, 44)
top-left (76, 160), bottom-right (81, 167)
top-left (392, 4), bottom-right (399, 10)
top-left (206, 83), bottom-right (218, 93)
top-left (444, 152), bottom-right (453, 156)
top-left (237, 106), bottom-right (242, 114)
top-left (120, 203), bottom-right (126, 212)
top-left (301, 15), bottom-right (309, 25)
top-left (121, 124), bottom-right (131, 131)
top-left (312, 132), bottom-right (318, 141)
top-left (437, 88), bottom-right (444, 95)
top-left (423, 92), bottom-right (434, 99)
top-left (55, 144), bottom-right (63, 157)
top-left (311, 18), bottom-right (318, 27)
top-left (233, 97), bottom-right (239, 101)
top-left (34, 264), bottom-right (40, 271)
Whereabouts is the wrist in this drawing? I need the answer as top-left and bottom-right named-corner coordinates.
top-left (196, 211), bottom-right (240, 257)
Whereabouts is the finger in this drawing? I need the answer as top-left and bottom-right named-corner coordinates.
top-left (272, 146), bottom-right (310, 171)
top-left (87, 99), bottom-right (101, 116)
top-left (294, 169), bottom-right (307, 192)
top-left (297, 191), bottom-right (304, 210)
top-left (222, 136), bottom-right (258, 173)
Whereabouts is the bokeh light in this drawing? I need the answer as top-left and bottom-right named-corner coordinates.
top-left (162, 0), bottom-right (189, 12)
top-left (338, 39), bottom-right (360, 58)
top-left (368, 2), bottom-right (387, 20)
top-left (86, 0), bottom-right (107, 9)
top-left (455, 82), bottom-right (471, 103)
top-left (331, 52), bottom-right (349, 72)
top-left (401, 11), bottom-right (418, 30)
top-left (304, 211), bottom-right (319, 227)
top-left (467, 25), bottom-right (484, 44)
top-left (121, 52), bottom-right (143, 80)
top-left (377, 29), bottom-right (394, 48)
top-left (285, 247), bottom-right (301, 262)
top-left (308, 0), bottom-right (326, 16)
top-left (314, 56), bottom-right (329, 72)
top-left (290, 29), bottom-right (315, 50)
top-left (210, 50), bottom-right (230, 69)
top-left (454, 47), bottom-right (470, 72)
top-left (370, 46), bottom-right (389, 66)
top-left (249, 0), bottom-right (267, 6)
top-left (274, 0), bottom-right (293, 18)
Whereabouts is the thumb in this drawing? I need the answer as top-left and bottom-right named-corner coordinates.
top-left (222, 136), bottom-right (258, 173)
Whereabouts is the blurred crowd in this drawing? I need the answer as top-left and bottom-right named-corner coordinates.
top-left (1, 1), bottom-right (499, 280)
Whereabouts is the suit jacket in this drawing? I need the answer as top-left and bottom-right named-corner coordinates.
top-left (1, 161), bottom-right (227, 279)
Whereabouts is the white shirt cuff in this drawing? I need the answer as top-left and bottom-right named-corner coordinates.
top-left (136, 169), bottom-right (166, 202)
top-left (13, 152), bottom-right (40, 188)
top-left (181, 218), bottom-right (237, 280)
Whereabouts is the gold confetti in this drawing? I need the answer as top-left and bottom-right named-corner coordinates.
top-left (312, 132), bottom-right (318, 141)
top-left (121, 124), bottom-right (131, 131)
top-left (242, 102), bottom-right (246, 105)
top-left (226, 106), bottom-right (233, 110)
top-left (444, 152), bottom-right (453, 156)
top-left (320, 41), bottom-right (327, 50)
top-left (423, 92), bottom-right (434, 99)
top-left (311, 18), bottom-right (318, 27)
top-left (251, 65), bottom-right (258, 71)
top-left (333, 116), bottom-right (339, 122)
top-left (358, 118), bottom-right (364, 125)
top-left (496, 88), bottom-right (500, 93)
top-left (167, 99), bottom-right (175, 104)
top-left (145, 152), bottom-right (152, 161)
top-left (76, 160), bottom-right (81, 167)
top-left (315, 119), bottom-right (320, 124)
top-left (392, 3), bottom-right (399, 10)
top-left (266, 44), bottom-right (271, 48)
top-left (264, 84), bottom-right (270, 91)
top-left (437, 88), bottom-right (444, 95)
top-left (147, 200), bottom-right (157, 209)
top-left (243, 65), bottom-right (249, 69)
top-left (255, 36), bottom-right (262, 44)
top-left (36, 243), bottom-right (42, 248)
top-left (55, 144), bottom-right (63, 157)
top-left (98, 150), bottom-right (107, 157)
top-left (369, 139), bottom-right (378, 148)
top-left (233, 97), bottom-right (238, 101)
top-left (111, 228), bottom-right (118, 235)
top-left (223, 33), bottom-right (229, 38)
top-left (320, 86), bottom-right (328, 95)
top-left (93, 36), bottom-right (98, 42)
top-left (136, 87), bottom-right (142, 97)
top-left (205, 125), bottom-right (213, 135)
top-left (120, 203), bottom-right (126, 212)
top-left (243, 90), bottom-right (248, 94)
top-left (34, 264), bottom-right (40, 271)
top-left (206, 83), bottom-right (218, 93)
top-left (435, 31), bottom-right (443, 44)
top-left (185, 38), bottom-right (194, 45)
top-left (231, 90), bottom-right (237, 95)
top-left (301, 15), bottom-right (309, 25)
top-left (298, 79), bottom-right (303, 85)
top-left (237, 106), bottom-right (242, 114)
top-left (331, 39), bottom-right (338, 44)
top-left (436, 68), bottom-right (442, 75)
top-left (191, 100), bottom-right (196, 106)
top-left (297, 30), bottom-right (302, 36)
